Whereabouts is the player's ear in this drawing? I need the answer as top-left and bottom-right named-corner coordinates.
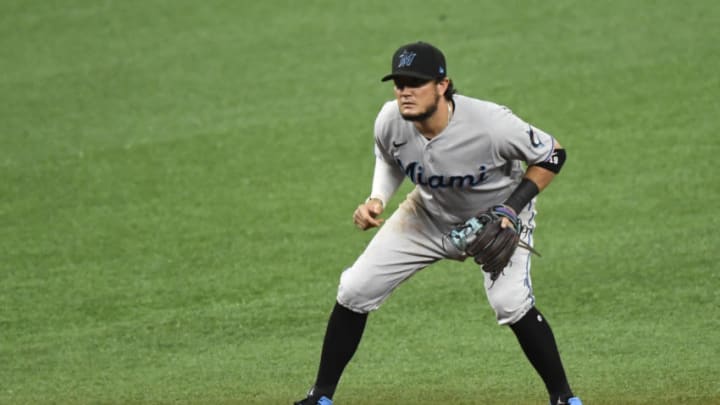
top-left (436, 77), bottom-right (450, 93)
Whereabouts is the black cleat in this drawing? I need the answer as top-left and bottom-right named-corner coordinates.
top-left (293, 394), bottom-right (332, 405)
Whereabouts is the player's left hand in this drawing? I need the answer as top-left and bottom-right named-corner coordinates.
top-left (467, 205), bottom-right (522, 279)
top-left (447, 205), bottom-right (522, 280)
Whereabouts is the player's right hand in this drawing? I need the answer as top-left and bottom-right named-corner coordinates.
top-left (353, 198), bottom-right (384, 230)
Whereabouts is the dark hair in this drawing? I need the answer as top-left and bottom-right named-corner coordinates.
top-left (438, 78), bottom-right (456, 101)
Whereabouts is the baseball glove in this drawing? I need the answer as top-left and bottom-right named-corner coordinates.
top-left (448, 205), bottom-right (536, 281)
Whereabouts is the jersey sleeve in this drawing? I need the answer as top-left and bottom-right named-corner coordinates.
top-left (492, 106), bottom-right (556, 165)
top-left (373, 101), bottom-right (397, 163)
top-left (370, 101), bottom-right (405, 206)
top-left (369, 155), bottom-right (405, 207)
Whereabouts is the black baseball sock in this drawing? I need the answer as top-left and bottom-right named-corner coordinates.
top-left (312, 301), bottom-right (368, 398)
top-left (510, 307), bottom-right (573, 404)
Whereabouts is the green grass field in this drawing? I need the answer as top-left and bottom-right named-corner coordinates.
top-left (2, 1), bottom-right (719, 404)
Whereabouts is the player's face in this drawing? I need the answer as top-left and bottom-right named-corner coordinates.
top-left (393, 77), bottom-right (442, 122)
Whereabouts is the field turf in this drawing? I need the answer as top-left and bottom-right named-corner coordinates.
top-left (1, 1), bottom-right (719, 404)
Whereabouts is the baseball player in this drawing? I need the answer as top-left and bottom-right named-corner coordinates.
top-left (294, 42), bottom-right (582, 405)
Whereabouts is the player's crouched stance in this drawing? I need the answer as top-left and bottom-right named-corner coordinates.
top-left (294, 42), bottom-right (582, 405)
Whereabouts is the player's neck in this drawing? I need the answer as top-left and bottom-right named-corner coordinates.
top-left (414, 99), bottom-right (452, 139)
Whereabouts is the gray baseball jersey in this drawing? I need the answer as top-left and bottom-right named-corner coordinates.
top-left (373, 94), bottom-right (556, 224)
top-left (337, 94), bottom-right (557, 325)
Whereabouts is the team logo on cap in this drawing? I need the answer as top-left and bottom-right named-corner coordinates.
top-left (397, 50), bottom-right (417, 68)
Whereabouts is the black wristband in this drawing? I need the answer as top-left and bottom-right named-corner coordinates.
top-left (504, 178), bottom-right (540, 213)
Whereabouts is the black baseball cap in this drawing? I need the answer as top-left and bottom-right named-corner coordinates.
top-left (381, 42), bottom-right (447, 82)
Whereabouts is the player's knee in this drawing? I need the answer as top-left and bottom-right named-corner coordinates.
top-left (488, 295), bottom-right (534, 326)
top-left (336, 268), bottom-right (384, 314)
top-left (336, 284), bottom-right (375, 314)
